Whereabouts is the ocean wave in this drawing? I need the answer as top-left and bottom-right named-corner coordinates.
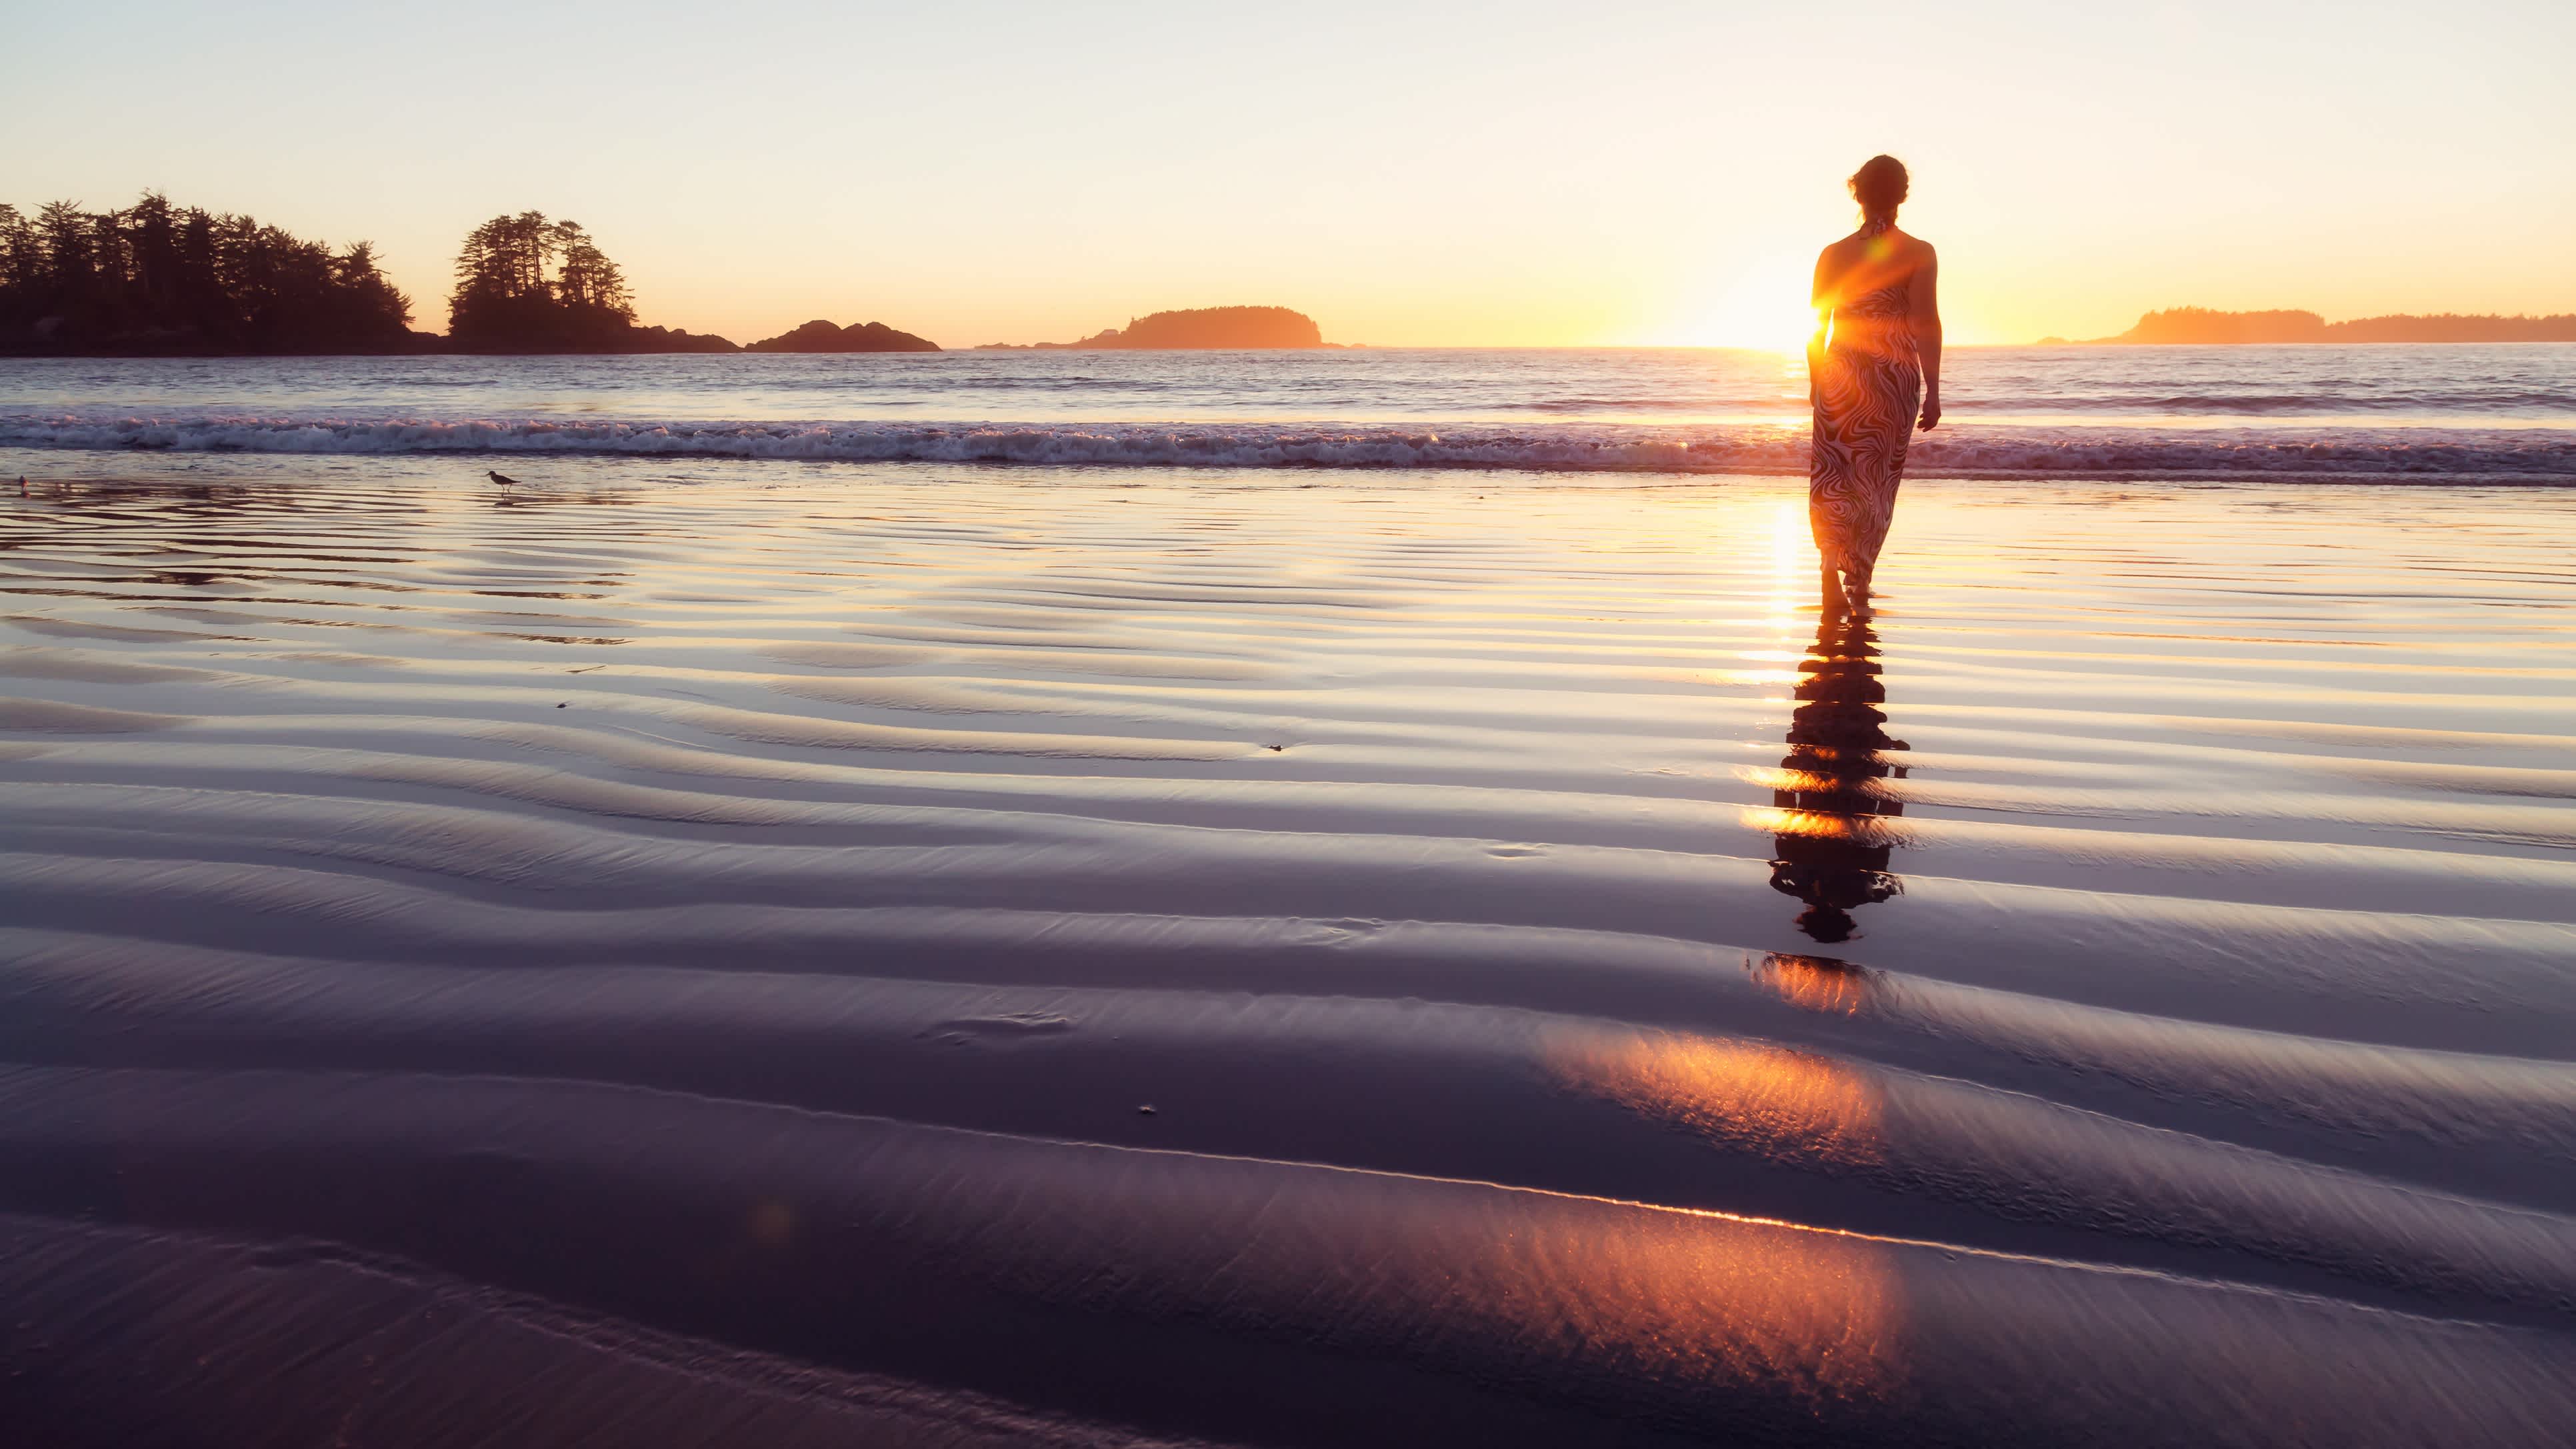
top-left (6, 413), bottom-right (2574, 478)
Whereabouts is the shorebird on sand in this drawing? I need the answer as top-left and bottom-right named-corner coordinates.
top-left (487, 470), bottom-right (519, 486)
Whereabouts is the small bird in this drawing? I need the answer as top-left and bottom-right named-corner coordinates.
top-left (487, 469), bottom-right (519, 486)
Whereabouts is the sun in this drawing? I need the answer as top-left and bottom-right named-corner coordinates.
top-left (1672, 252), bottom-right (1819, 354)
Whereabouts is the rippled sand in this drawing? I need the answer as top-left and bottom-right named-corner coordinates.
top-left (3, 457), bottom-right (2572, 1446)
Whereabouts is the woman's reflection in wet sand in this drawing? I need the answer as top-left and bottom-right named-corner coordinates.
top-left (1769, 616), bottom-right (1909, 942)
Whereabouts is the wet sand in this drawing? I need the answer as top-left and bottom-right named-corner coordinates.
top-left (2, 457), bottom-right (2573, 1446)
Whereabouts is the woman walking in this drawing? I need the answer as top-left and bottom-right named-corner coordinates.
top-left (1808, 155), bottom-right (1942, 615)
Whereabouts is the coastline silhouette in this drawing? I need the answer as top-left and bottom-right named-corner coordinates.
top-left (1768, 614), bottom-right (1910, 943)
top-left (1807, 155), bottom-right (1941, 617)
top-left (0, 195), bottom-right (415, 356)
top-left (745, 319), bottom-right (941, 353)
top-left (0, 199), bottom-right (1327, 357)
top-left (973, 305), bottom-right (1331, 351)
top-left (0, 197), bottom-right (859, 356)
top-left (2047, 305), bottom-right (2576, 345)
top-left (11, 191), bottom-right (2568, 358)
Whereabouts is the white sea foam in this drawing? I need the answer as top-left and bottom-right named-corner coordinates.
top-left (7, 413), bottom-right (2573, 478)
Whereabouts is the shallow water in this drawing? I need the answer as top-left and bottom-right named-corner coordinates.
top-left (1, 457), bottom-right (2573, 1445)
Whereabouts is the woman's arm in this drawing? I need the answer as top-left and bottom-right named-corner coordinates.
top-left (1911, 247), bottom-right (1943, 429)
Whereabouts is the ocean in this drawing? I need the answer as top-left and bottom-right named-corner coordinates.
top-left (3, 342), bottom-right (2573, 479)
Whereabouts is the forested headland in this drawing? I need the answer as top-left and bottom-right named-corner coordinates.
top-left (0, 196), bottom-right (416, 355)
top-left (2051, 307), bottom-right (2576, 345)
top-left (0, 197), bottom-right (927, 356)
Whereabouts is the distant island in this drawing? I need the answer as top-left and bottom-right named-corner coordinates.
top-left (745, 319), bottom-right (939, 353)
top-left (2045, 307), bottom-right (2576, 345)
top-left (447, 210), bottom-right (735, 354)
top-left (978, 305), bottom-right (1329, 351)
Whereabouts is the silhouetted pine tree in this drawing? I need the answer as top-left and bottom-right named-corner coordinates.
top-left (551, 221), bottom-right (635, 324)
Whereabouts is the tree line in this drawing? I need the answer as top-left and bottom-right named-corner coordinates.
top-left (0, 195), bottom-right (414, 354)
top-left (0, 196), bottom-right (731, 355)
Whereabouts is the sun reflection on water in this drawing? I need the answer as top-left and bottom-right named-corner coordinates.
top-left (1536, 1024), bottom-right (1901, 1400)
top-left (1767, 496), bottom-right (1804, 635)
top-left (1551, 1028), bottom-right (1885, 1168)
top-left (1753, 953), bottom-right (1879, 1018)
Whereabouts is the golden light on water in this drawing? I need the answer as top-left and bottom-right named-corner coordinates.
top-left (1767, 496), bottom-right (1805, 633)
top-left (1403, 1172), bottom-right (1904, 1406)
top-left (1551, 1028), bottom-right (1885, 1168)
top-left (1536, 1025), bottom-right (1901, 1400)
top-left (1771, 497), bottom-right (1805, 575)
top-left (1740, 774), bottom-right (1907, 834)
top-left (1755, 954), bottom-right (1879, 1018)
top-left (1739, 804), bottom-right (1900, 844)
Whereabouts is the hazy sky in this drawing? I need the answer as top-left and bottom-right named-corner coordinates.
top-left (9, 0), bottom-right (2572, 347)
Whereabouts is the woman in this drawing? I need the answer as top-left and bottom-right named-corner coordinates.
top-left (1807, 154), bottom-right (1941, 615)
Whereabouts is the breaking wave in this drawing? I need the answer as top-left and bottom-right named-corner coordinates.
top-left (7, 413), bottom-right (2575, 479)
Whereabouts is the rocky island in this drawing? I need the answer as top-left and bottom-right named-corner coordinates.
top-left (744, 319), bottom-right (940, 353)
top-left (446, 211), bottom-right (743, 353)
top-left (979, 305), bottom-right (1328, 350)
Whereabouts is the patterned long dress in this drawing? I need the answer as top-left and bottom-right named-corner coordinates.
top-left (1808, 277), bottom-right (1921, 585)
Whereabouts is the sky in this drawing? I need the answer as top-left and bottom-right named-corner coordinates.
top-left (7, 0), bottom-right (2573, 349)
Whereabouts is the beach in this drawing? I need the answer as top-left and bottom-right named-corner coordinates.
top-left (3, 447), bottom-right (2573, 1445)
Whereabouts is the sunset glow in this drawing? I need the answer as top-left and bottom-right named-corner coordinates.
top-left (1675, 251), bottom-right (1825, 354)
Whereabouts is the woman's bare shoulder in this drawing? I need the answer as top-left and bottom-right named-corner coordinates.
top-left (1816, 233), bottom-right (1867, 271)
